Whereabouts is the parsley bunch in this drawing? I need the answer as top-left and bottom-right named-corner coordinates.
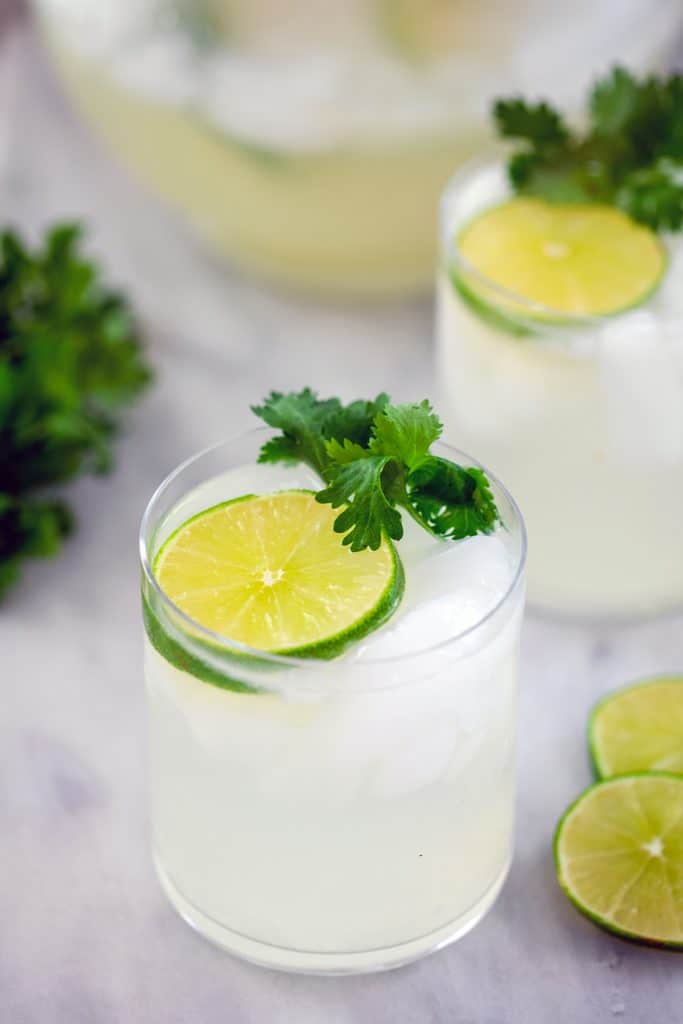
top-left (252, 389), bottom-right (498, 552)
top-left (0, 224), bottom-right (151, 597)
top-left (494, 67), bottom-right (683, 231)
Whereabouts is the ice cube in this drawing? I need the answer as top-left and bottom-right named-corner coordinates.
top-left (599, 313), bottom-right (683, 467)
top-left (354, 530), bottom-right (513, 660)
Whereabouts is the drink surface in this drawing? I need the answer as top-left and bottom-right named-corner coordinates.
top-left (34, 0), bottom-right (681, 296)
top-left (144, 459), bottom-right (523, 966)
top-left (151, 460), bottom-right (517, 659)
top-left (438, 163), bottom-right (683, 618)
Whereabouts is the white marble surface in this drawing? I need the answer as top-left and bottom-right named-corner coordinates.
top-left (1, 14), bottom-right (682, 1024)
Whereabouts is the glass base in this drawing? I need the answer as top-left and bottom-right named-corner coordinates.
top-left (154, 855), bottom-right (510, 975)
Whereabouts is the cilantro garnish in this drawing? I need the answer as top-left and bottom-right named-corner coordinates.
top-left (494, 67), bottom-right (683, 231)
top-left (252, 389), bottom-right (499, 551)
top-left (0, 223), bottom-right (151, 598)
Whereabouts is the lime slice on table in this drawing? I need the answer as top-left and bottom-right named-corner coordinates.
top-left (589, 677), bottom-right (683, 779)
top-left (555, 773), bottom-right (683, 948)
top-left (454, 198), bottom-right (666, 328)
top-left (153, 490), bottom-right (403, 659)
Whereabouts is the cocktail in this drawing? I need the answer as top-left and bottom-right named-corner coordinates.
top-left (34, 0), bottom-right (682, 297)
top-left (140, 391), bottom-right (526, 972)
top-left (437, 69), bottom-right (683, 618)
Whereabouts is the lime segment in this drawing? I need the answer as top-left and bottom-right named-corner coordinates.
top-left (457, 198), bottom-right (666, 318)
top-left (154, 490), bottom-right (403, 656)
top-left (555, 773), bottom-right (683, 948)
top-left (590, 677), bottom-right (683, 778)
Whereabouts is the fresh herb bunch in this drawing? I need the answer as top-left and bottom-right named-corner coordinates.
top-left (0, 223), bottom-right (151, 597)
top-left (252, 389), bottom-right (499, 552)
top-left (494, 67), bottom-right (683, 231)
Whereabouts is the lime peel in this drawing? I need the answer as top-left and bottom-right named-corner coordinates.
top-left (150, 489), bottom-right (404, 662)
top-left (455, 197), bottom-right (667, 322)
top-left (555, 773), bottom-right (683, 949)
top-left (589, 676), bottom-right (683, 779)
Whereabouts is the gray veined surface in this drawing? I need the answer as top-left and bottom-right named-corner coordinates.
top-left (1, 10), bottom-right (682, 1024)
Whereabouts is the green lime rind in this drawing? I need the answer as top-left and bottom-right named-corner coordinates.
top-left (143, 546), bottom-right (403, 690)
top-left (554, 772), bottom-right (683, 950)
top-left (142, 591), bottom-right (259, 694)
top-left (143, 490), bottom-right (405, 692)
top-left (145, 493), bottom-right (265, 693)
top-left (588, 675), bottom-right (683, 780)
top-left (277, 542), bottom-right (404, 659)
top-left (449, 269), bottom-right (536, 338)
top-left (152, 489), bottom-right (405, 658)
top-left (449, 200), bottom-right (668, 338)
top-left (450, 255), bottom-right (666, 337)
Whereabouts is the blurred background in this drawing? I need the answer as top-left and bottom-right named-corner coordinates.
top-left (2, 3), bottom-right (683, 1022)
top-left (26, 0), bottom-right (683, 298)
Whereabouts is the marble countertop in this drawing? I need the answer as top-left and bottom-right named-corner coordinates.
top-left (2, 15), bottom-right (682, 1024)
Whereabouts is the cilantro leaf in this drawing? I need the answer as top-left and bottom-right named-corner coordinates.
top-left (0, 223), bottom-right (151, 599)
top-left (617, 159), bottom-right (683, 231)
top-left (253, 390), bottom-right (390, 477)
top-left (252, 388), bottom-right (341, 477)
top-left (253, 390), bottom-right (499, 552)
top-left (493, 98), bottom-right (569, 147)
top-left (324, 437), bottom-right (371, 464)
top-left (0, 494), bottom-right (73, 598)
top-left (406, 458), bottom-right (498, 540)
top-left (369, 400), bottom-right (441, 468)
top-left (325, 394), bottom-right (390, 449)
top-left (317, 455), bottom-right (404, 552)
top-left (257, 434), bottom-right (302, 465)
top-left (494, 66), bottom-right (683, 232)
top-left (589, 66), bottom-right (645, 138)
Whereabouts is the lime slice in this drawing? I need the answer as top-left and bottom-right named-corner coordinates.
top-left (555, 773), bottom-right (683, 948)
top-left (154, 490), bottom-right (403, 657)
top-left (456, 198), bottom-right (666, 319)
top-left (590, 677), bottom-right (683, 779)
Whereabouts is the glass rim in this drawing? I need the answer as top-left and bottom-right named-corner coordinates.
top-left (139, 427), bottom-right (527, 670)
top-left (440, 152), bottom-right (671, 330)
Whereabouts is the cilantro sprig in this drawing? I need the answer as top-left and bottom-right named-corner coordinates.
top-left (252, 389), bottom-right (499, 552)
top-left (0, 223), bottom-right (151, 598)
top-left (494, 67), bottom-right (683, 231)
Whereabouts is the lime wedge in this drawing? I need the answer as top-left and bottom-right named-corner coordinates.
top-left (154, 490), bottom-right (403, 657)
top-left (590, 677), bottom-right (683, 779)
top-left (555, 773), bottom-right (683, 948)
top-left (456, 198), bottom-right (666, 319)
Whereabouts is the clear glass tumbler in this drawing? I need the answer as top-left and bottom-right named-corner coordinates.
top-left (437, 158), bottom-right (683, 619)
top-left (139, 430), bottom-right (526, 973)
